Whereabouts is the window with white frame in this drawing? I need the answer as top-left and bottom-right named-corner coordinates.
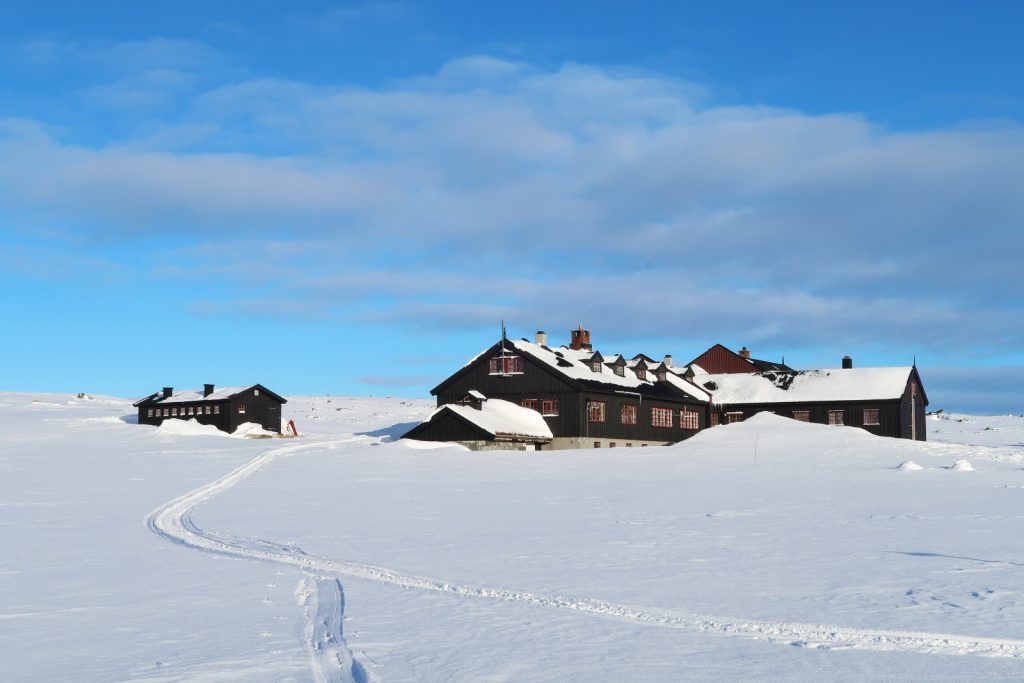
top-left (827, 410), bottom-right (844, 425)
top-left (792, 410), bottom-right (810, 422)
top-left (614, 365), bottom-right (625, 376)
top-left (147, 409), bottom-right (154, 417)
top-left (163, 408), bottom-right (169, 417)
top-left (726, 411), bottom-right (744, 424)
top-left (541, 399), bottom-right (559, 416)
top-left (488, 355), bottom-right (524, 375)
top-left (188, 406), bottom-right (195, 416)
top-left (635, 367), bottom-right (647, 381)
top-left (214, 405), bottom-right (220, 415)
top-left (205, 406), bottom-right (211, 415)
top-left (588, 401), bottom-right (606, 423)
top-left (652, 406), bottom-right (673, 428)
top-left (171, 407), bottom-right (178, 417)
top-left (592, 361), bottom-right (602, 373)
top-left (680, 408), bottom-right (699, 430)
top-left (254, 389), bottom-right (260, 396)
top-left (863, 408), bottom-right (880, 425)
top-left (621, 403), bottom-right (637, 425)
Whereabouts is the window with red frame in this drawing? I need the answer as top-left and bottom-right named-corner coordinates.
top-left (588, 401), bottom-right (606, 423)
top-left (520, 399), bottom-right (538, 411)
top-left (679, 408), bottom-right (699, 430)
top-left (621, 403), bottom-right (637, 425)
top-left (488, 355), bottom-right (524, 374)
top-left (541, 399), bottom-right (559, 416)
top-left (652, 406), bottom-right (673, 428)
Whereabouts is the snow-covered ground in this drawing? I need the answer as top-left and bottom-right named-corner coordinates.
top-left (2, 395), bottom-right (1024, 681)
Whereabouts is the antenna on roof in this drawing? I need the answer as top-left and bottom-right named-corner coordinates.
top-left (913, 354), bottom-right (917, 367)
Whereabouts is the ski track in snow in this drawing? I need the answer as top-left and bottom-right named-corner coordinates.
top-left (146, 438), bottom-right (1024, 670)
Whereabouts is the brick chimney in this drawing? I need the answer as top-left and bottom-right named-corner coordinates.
top-left (204, 383), bottom-right (215, 397)
top-left (842, 356), bottom-right (853, 369)
top-left (535, 331), bottom-right (547, 347)
top-left (570, 325), bottom-right (592, 351)
top-left (739, 347), bottom-right (751, 360)
top-left (162, 387), bottom-right (173, 398)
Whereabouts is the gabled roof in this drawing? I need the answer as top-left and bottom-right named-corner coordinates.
top-left (415, 396), bottom-right (553, 441)
top-left (431, 339), bottom-right (710, 402)
top-left (133, 384), bottom-right (286, 407)
top-left (694, 367), bottom-right (923, 405)
top-left (687, 343), bottom-right (795, 374)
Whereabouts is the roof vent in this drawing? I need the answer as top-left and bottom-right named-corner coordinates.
top-left (842, 356), bottom-right (853, 369)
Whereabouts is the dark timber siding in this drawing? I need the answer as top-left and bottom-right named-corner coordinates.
top-left (137, 385), bottom-right (285, 434)
top-left (435, 349), bottom-right (583, 438)
top-left (404, 411), bottom-right (492, 442)
top-left (714, 399), bottom-right (905, 438)
top-left (432, 347), bottom-right (708, 443)
top-left (226, 387), bottom-right (283, 433)
top-left (579, 391), bottom-right (706, 443)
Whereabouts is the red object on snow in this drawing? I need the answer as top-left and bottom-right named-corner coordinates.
top-left (287, 419), bottom-right (299, 436)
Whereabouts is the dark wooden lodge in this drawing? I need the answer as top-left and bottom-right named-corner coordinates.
top-left (688, 346), bottom-right (929, 441)
top-left (414, 327), bottom-right (712, 449)
top-left (134, 384), bottom-right (287, 434)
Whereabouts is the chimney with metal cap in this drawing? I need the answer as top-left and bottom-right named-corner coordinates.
top-left (162, 387), bottom-right (173, 398)
top-left (739, 347), bottom-right (751, 360)
top-left (204, 383), bottom-right (215, 397)
top-left (535, 331), bottom-right (547, 347)
top-left (663, 354), bottom-right (673, 367)
top-left (842, 356), bottom-right (853, 369)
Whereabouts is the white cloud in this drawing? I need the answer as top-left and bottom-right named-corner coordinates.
top-left (2, 54), bottom-right (1024, 363)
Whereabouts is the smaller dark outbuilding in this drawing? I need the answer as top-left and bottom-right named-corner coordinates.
top-left (133, 384), bottom-right (287, 434)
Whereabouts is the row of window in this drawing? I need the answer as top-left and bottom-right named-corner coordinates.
top-left (724, 408), bottom-right (880, 425)
top-left (516, 398), bottom-right (698, 429)
top-left (594, 442), bottom-right (649, 448)
top-left (147, 404), bottom-right (247, 418)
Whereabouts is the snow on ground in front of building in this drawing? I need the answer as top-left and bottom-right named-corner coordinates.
top-left (3, 392), bottom-right (1024, 681)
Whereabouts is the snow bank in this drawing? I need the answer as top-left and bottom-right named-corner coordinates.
top-left (155, 418), bottom-right (277, 438)
top-left (897, 460), bottom-right (924, 471)
top-left (950, 459), bottom-right (975, 472)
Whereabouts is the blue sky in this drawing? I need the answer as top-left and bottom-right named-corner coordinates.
top-left (1, 2), bottom-right (1023, 413)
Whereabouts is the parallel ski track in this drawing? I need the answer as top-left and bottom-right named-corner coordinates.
top-left (146, 438), bottom-right (1024, 660)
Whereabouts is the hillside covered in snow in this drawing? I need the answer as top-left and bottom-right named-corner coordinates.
top-left (2, 393), bottom-right (1024, 681)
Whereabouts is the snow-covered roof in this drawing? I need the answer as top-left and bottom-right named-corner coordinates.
top-left (509, 340), bottom-right (709, 401)
top-left (431, 397), bottom-right (553, 440)
top-left (136, 385), bottom-right (281, 405)
top-left (694, 367), bottom-right (915, 405)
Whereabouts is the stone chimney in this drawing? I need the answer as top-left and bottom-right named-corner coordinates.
top-left (842, 356), bottom-right (853, 369)
top-left (204, 383), bottom-right (215, 397)
top-left (739, 346), bottom-right (751, 360)
top-left (162, 387), bottom-right (173, 398)
top-left (570, 325), bottom-right (592, 351)
top-left (663, 354), bottom-right (673, 367)
top-left (535, 331), bottom-right (547, 347)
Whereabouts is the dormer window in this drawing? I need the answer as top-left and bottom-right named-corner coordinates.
top-left (635, 368), bottom-right (646, 381)
top-left (592, 361), bottom-right (602, 373)
top-left (657, 371), bottom-right (667, 382)
top-left (614, 365), bottom-right (625, 377)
